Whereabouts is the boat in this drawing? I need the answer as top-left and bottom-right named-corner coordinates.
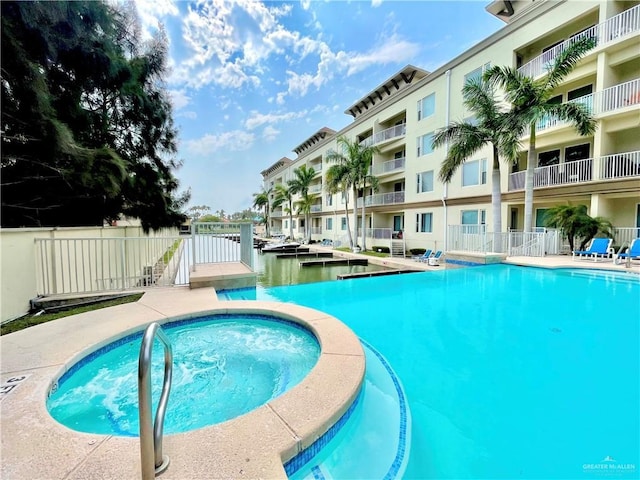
top-left (260, 241), bottom-right (301, 252)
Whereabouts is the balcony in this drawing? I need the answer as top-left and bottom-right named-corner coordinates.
top-left (535, 78), bottom-right (640, 132)
top-left (360, 124), bottom-right (406, 148)
top-left (508, 150), bottom-right (640, 191)
top-left (308, 184), bottom-right (323, 194)
top-left (310, 205), bottom-right (323, 213)
top-left (371, 157), bottom-right (406, 176)
top-left (518, 4), bottom-right (640, 78)
top-left (356, 191), bottom-right (405, 207)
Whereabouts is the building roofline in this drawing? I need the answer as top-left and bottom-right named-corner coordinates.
top-left (260, 157), bottom-right (293, 178)
top-left (292, 127), bottom-right (337, 156)
top-left (344, 65), bottom-right (429, 118)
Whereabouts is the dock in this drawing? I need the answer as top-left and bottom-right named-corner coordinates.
top-left (337, 268), bottom-right (422, 280)
top-left (300, 258), bottom-right (368, 267)
top-left (276, 252), bottom-right (334, 259)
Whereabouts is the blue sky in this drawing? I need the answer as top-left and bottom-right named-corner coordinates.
top-left (135, 0), bottom-right (505, 216)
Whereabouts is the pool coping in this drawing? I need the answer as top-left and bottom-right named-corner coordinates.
top-left (0, 287), bottom-right (365, 479)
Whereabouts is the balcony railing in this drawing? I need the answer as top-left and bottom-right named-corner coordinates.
top-left (371, 157), bottom-right (406, 176)
top-left (535, 78), bottom-right (640, 131)
top-left (356, 191), bottom-right (405, 207)
top-left (508, 150), bottom-right (640, 191)
top-left (310, 227), bottom-right (323, 235)
top-left (598, 151), bottom-right (640, 180)
top-left (310, 205), bottom-right (322, 213)
top-left (360, 124), bottom-right (406, 147)
top-left (308, 184), bottom-right (322, 194)
top-left (518, 4), bottom-right (640, 78)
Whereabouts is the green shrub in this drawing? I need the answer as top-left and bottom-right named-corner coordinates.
top-left (410, 248), bottom-right (426, 255)
top-left (371, 246), bottom-right (390, 253)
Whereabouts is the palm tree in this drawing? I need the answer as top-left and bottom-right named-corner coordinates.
top-left (252, 187), bottom-right (271, 237)
top-left (359, 172), bottom-right (379, 251)
top-left (295, 193), bottom-right (317, 241)
top-left (432, 77), bottom-right (521, 252)
top-left (325, 135), bottom-right (380, 252)
top-left (484, 36), bottom-right (597, 232)
top-left (288, 165), bottom-right (316, 243)
top-left (543, 204), bottom-right (613, 252)
top-left (325, 163), bottom-right (354, 248)
top-left (272, 183), bottom-right (294, 240)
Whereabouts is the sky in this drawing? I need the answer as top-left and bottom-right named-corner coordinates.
top-left (135, 0), bottom-right (506, 216)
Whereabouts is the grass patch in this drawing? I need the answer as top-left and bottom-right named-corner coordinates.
top-left (162, 239), bottom-right (181, 264)
top-left (334, 246), bottom-right (390, 258)
top-left (0, 293), bottom-right (144, 336)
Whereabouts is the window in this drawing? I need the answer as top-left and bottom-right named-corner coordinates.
top-left (538, 149), bottom-right (560, 167)
top-left (462, 159), bottom-right (487, 186)
top-left (341, 217), bottom-right (347, 231)
top-left (461, 209), bottom-right (486, 225)
top-left (284, 220), bottom-right (288, 229)
top-left (417, 93), bottom-right (435, 121)
top-left (417, 132), bottom-right (434, 156)
top-left (535, 208), bottom-right (550, 228)
top-left (416, 213), bottom-right (433, 233)
top-left (568, 85), bottom-right (593, 101)
top-left (326, 218), bottom-right (333, 230)
top-left (464, 63), bottom-right (491, 85)
top-left (325, 194), bottom-right (333, 207)
top-left (292, 220), bottom-right (297, 229)
top-left (417, 171), bottom-right (434, 193)
top-left (565, 144), bottom-right (590, 162)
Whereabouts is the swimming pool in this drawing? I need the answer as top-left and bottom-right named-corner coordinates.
top-left (47, 314), bottom-right (320, 436)
top-left (222, 265), bottom-right (640, 478)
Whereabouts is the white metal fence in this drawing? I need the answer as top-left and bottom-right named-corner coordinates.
top-left (447, 225), bottom-right (561, 257)
top-left (35, 222), bottom-right (254, 296)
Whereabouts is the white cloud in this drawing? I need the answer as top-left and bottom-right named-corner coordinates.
top-left (300, 0), bottom-right (311, 10)
top-left (284, 33), bottom-right (420, 97)
top-left (177, 111), bottom-right (197, 119)
top-left (185, 130), bottom-right (255, 156)
top-left (245, 110), bottom-right (307, 130)
top-left (372, 0), bottom-right (383, 7)
top-left (262, 125), bottom-right (280, 142)
top-left (168, 89), bottom-right (190, 110)
top-left (134, 0), bottom-right (179, 40)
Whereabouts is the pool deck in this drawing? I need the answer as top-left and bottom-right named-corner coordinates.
top-left (1, 289), bottom-right (364, 480)
top-left (1, 252), bottom-right (638, 479)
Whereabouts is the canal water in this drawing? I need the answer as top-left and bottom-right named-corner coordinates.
top-left (254, 250), bottom-right (389, 287)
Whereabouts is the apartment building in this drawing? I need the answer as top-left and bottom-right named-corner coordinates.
top-left (260, 0), bottom-right (640, 254)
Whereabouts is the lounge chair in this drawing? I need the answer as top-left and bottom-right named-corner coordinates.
top-left (616, 238), bottom-right (640, 264)
top-left (572, 238), bottom-right (613, 261)
top-left (413, 249), bottom-right (432, 262)
top-left (428, 250), bottom-right (443, 266)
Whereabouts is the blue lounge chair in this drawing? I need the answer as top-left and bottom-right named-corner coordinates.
top-left (413, 249), bottom-right (432, 262)
top-left (617, 238), bottom-right (640, 263)
top-left (572, 237), bottom-right (613, 261)
top-left (428, 250), bottom-right (443, 266)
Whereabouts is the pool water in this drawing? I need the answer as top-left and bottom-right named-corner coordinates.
top-left (223, 265), bottom-right (640, 479)
top-left (47, 315), bottom-right (320, 436)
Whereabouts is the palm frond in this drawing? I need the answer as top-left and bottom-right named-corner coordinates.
top-left (546, 101), bottom-right (597, 136)
top-left (545, 36), bottom-right (596, 89)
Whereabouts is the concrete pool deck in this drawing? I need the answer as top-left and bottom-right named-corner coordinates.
top-left (0, 288), bottom-right (365, 479)
top-left (1, 253), bottom-right (638, 479)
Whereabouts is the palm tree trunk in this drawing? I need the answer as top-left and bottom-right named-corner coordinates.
top-left (361, 190), bottom-right (367, 251)
top-left (343, 196), bottom-right (353, 249)
top-left (491, 150), bottom-right (503, 252)
top-left (288, 201), bottom-right (294, 240)
top-left (264, 206), bottom-right (270, 237)
top-left (523, 124), bottom-right (537, 233)
top-left (351, 186), bottom-right (358, 251)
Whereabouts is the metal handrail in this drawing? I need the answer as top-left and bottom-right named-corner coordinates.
top-left (138, 322), bottom-right (173, 479)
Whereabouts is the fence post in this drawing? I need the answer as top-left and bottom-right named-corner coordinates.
top-left (191, 222), bottom-right (197, 272)
top-left (120, 238), bottom-right (126, 290)
top-left (49, 232), bottom-right (58, 294)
